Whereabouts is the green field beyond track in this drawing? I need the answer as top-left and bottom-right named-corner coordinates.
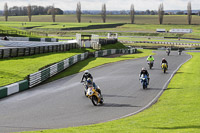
top-left (17, 52), bottom-right (200, 133)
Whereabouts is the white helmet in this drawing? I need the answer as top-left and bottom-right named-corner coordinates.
top-left (162, 58), bottom-right (165, 60)
top-left (84, 70), bottom-right (89, 74)
top-left (142, 67), bottom-right (146, 70)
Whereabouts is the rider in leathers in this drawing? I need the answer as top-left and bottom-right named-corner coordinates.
top-left (140, 67), bottom-right (150, 85)
top-left (161, 58), bottom-right (168, 68)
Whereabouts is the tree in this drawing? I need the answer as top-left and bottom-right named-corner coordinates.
top-left (52, 4), bottom-right (55, 22)
top-left (4, 3), bottom-right (8, 21)
top-left (130, 4), bottom-right (135, 24)
top-left (158, 3), bottom-right (164, 24)
top-left (76, 2), bottom-right (81, 23)
top-left (101, 3), bottom-right (106, 23)
top-left (27, 4), bottom-right (32, 22)
top-left (187, 2), bottom-right (192, 25)
top-left (146, 9), bottom-right (150, 15)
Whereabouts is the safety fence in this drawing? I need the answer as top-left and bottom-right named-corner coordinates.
top-left (0, 43), bottom-right (77, 59)
top-left (120, 40), bottom-right (200, 47)
top-left (28, 52), bottom-right (88, 88)
top-left (8, 37), bottom-right (58, 42)
top-left (94, 48), bottom-right (137, 57)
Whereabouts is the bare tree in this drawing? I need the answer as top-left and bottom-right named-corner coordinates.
top-left (158, 3), bottom-right (164, 24)
top-left (187, 2), bottom-right (192, 25)
top-left (130, 4), bottom-right (135, 24)
top-left (4, 3), bottom-right (8, 21)
top-left (101, 3), bottom-right (106, 23)
top-left (52, 4), bottom-right (55, 22)
top-left (76, 2), bottom-right (81, 23)
top-left (27, 4), bottom-right (32, 22)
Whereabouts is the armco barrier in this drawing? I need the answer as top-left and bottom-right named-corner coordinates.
top-left (28, 52), bottom-right (88, 88)
top-left (0, 80), bottom-right (29, 99)
top-left (94, 48), bottom-right (137, 57)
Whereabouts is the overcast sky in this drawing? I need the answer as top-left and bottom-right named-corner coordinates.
top-left (0, 0), bottom-right (199, 11)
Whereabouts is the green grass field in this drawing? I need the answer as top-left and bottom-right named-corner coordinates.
top-left (1, 15), bottom-right (200, 38)
top-left (1, 15), bottom-right (200, 25)
top-left (17, 52), bottom-right (200, 133)
top-left (0, 49), bottom-right (85, 87)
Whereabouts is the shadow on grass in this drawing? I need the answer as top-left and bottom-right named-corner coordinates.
top-left (61, 23), bottom-right (126, 30)
top-left (150, 125), bottom-right (200, 129)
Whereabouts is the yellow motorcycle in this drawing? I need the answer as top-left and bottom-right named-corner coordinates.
top-left (86, 85), bottom-right (103, 106)
top-left (162, 63), bottom-right (167, 73)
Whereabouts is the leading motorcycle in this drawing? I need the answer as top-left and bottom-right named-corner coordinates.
top-left (147, 61), bottom-right (154, 69)
top-left (86, 85), bottom-right (103, 106)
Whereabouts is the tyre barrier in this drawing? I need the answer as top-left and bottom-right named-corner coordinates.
top-left (0, 80), bottom-right (29, 99)
top-left (28, 52), bottom-right (88, 88)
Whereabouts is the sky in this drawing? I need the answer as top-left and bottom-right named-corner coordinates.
top-left (0, 0), bottom-right (199, 11)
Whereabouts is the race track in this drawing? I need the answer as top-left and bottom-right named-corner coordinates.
top-left (0, 51), bottom-right (191, 133)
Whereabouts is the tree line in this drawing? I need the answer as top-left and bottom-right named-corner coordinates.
top-left (3, 2), bottom-right (193, 25)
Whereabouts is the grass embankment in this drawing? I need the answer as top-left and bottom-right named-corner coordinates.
top-left (18, 52), bottom-right (200, 133)
top-left (0, 49), bottom-right (85, 87)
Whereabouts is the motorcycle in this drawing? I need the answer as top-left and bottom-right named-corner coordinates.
top-left (147, 61), bottom-right (154, 69)
top-left (161, 63), bottom-right (167, 73)
top-left (140, 74), bottom-right (148, 89)
top-left (178, 51), bottom-right (182, 55)
top-left (86, 85), bottom-right (103, 106)
top-left (166, 49), bottom-right (170, 56)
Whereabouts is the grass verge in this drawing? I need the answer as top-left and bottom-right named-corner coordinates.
top-left (18, 52), bottom-right (200, 133)
top-left (0, 49), bottom-right (85, 87)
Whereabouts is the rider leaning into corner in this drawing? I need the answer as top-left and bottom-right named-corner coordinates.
top-left (140, 67), bottom-right (150, 85)
top-left (86, 78), bottom-right (101, 94)
top-left (161, 58), bottom-right (168, 68)
top-left (146, 55), bottom-right (154, 65)
top-left (81, 70), bottom-right (93, 83)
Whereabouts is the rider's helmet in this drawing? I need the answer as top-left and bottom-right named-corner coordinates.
top-left (86, 78), bottom-right (93, 84)
top-left (84, 70), bottom-right (89, 74)
top-left (142, 67), bottom-right (146, 71)
top-left (162, 58), bottom-right (165, 60)
top-left (149, 55), bottom-right (152, 58)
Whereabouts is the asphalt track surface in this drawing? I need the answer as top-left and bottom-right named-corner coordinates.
top-left (0, 51), bottom-right (191, 133)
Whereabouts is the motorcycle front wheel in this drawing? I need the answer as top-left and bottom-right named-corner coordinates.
top-left (91, 95), bottom-right (98, 106)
